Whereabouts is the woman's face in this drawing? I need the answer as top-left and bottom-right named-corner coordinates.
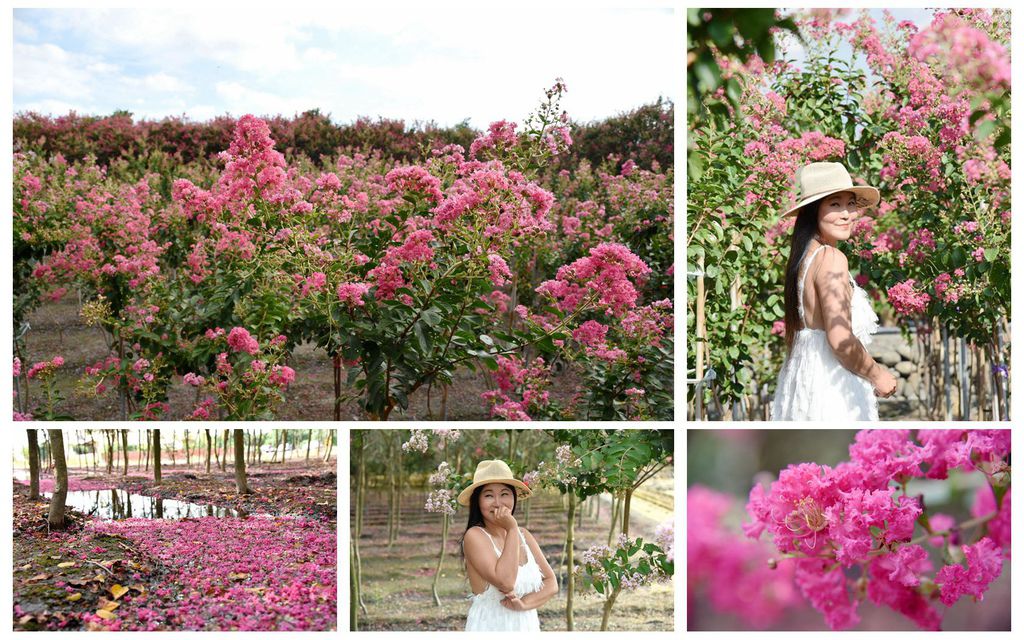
top-left (816, 191), bottom-right (860, 243)
top-left (478, 483), bottom-right (515, 523)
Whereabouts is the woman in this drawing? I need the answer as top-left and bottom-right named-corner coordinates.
top-left (772, 162), bottom-right (898, 421)
top-left (459, 459), bottom-right (557, 631)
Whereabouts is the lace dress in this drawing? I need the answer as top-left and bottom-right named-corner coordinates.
top-left (465, 529), bottom-right (544, 632)
top-left (771, 244), bottom-right (880, 421)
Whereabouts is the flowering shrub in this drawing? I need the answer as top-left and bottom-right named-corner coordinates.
top-left (16, 81), bottom-right (672, 421)
top-left (688, 8), bottom-right (1010, 416)
top-left (575, 532), bottom-right (673, 595)
top-left (743, 429), bottom-right (1010, 630)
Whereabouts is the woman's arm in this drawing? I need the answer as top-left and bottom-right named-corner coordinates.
top-left (464, 520), bottom-right (520, 593)
top-left (812, 247), bottom-right (892, 390)
top-left (505, 528), bottom-right (558, 611)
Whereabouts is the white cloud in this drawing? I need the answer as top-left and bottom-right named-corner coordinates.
top-left (139, 73), bottom-right (193, 93)
top-left (13, 18), bottom-right (38, 40)
top-left (215, 81), bottom-right (320, 117)
top-left (14, 42), bottom-right (100, 100)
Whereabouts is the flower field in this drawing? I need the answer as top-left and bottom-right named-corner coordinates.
top-left (14, 83), bottom-right (673, 421)
top-left (687, 9), bottom-right (1010, 420)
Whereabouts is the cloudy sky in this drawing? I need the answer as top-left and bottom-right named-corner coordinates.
top-left (14, 6), bottom-right (677, 127)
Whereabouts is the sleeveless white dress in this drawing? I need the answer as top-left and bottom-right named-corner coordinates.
top-left (465, 529), bottom-right (544, 631)
top-left (771, 244), bottom-right (880, 421)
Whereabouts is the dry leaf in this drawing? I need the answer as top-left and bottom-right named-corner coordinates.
top-left (57, 562), bottom-right (76, 568)
top-left (19, 563), bottom-right (31, 571)
top-left (110, 584), bottom-right (129, 600)
top-left (95, 609), bottom-right (117, 621)
top-left (27, 573), bottom-right (49, 582)
top-left (228, 572), bottom-right (249, 581)
top-left (66, 593), bottom-right (82, 602)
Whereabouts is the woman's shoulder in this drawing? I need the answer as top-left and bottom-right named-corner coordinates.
top-left (464, 525), bottom-right (486, 542)
top-left (811, 244), bottom-right (849, 275)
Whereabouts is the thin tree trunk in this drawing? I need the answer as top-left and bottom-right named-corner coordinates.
top-left (233, 429), bottom-right (250, 494)
top-left (221, 429), bottom-right (229, 472)
top-left (27, 429), bottom-right (40, 500)
top-left (283, 430), bottom-right (289, 463)
top-left (621, 489), bottom-right (633, 538)
top-left (306, 429), bottom-right (313, 461)
top-left (350, 539), bottom-right (359, 630)
top-left (353, 431), bottom-right (368, 614)
top-left (205, 429), bottom-right (212, 474)
top-left (184, 430), bottom-right (191, 467)
top-left (565, 491), bottom-right (577, 630)
top-left (121, 429), bottom-right (129, 476)
top-left (152, 429), bottom-right (162, 485)
top-left (47, 430), bottom-right (68, 529)
top-left (323, 430), bottom-right (334, 461)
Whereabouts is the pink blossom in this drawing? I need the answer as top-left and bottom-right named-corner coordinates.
top-left (226, 327), bottom-right (260, 355)
top-left (936, 537), bottom-right (1003, 606)
top-left (486, 254), bottom-right (512, 287)
top-left (887, 279), bottom-right (931, 315)
top-left (336, 282), bottom-right (370, 307)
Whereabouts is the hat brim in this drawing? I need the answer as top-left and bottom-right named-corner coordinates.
top-left (457, 479), bottom-right (533, 506)
top-left (779, 186), bottom-right (880, 219)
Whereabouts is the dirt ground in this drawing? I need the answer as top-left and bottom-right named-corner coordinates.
top-left (20, 297), bottom-right (580, 420)
top-left (351, 482), bottom-right (675, 631)
top-left (13, 459), bottom-right (337, 631)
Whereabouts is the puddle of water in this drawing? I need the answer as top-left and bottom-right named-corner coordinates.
top-left (43, 489), bottom-right (241, 520)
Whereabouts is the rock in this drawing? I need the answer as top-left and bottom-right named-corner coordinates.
top-left (879, 350), bottom-right (902, 366)
top-left (897, 343), bottom-right (916, 361)
top-left (895, 361), bottom-right (917, 376)
top-left (868, 343), bottom-right (886, 359)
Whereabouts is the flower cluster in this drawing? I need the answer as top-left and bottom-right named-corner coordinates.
top-left (743, 429), bottom-right (1010, 630)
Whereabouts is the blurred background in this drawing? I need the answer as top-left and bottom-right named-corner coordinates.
top-left (687, 429), bottom-right (1010, 631)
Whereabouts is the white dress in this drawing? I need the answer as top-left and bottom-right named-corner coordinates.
top-left (465, 529), bottom-right (544, 632)
top-left (771, 244), bottom-right (880, 421)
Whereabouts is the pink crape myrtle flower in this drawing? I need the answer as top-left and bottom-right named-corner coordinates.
top-left (336, 282), bottom-right (370, 307)
top-left (226, 327), bottom-right (260, 355)
top-left (536, 243), bottom-right (650, 316)
top-left (936, 537), bottom-right (1003, 606)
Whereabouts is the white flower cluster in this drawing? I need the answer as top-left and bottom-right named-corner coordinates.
top-left (429, 461), bottom-right (451, 486)
top-left (402, 429), bottom-right (429, 453)
top-left (424, 488), bottom-right (457, 516)
top-left (432, 428), bottom-right (461, 443)
top-left (654, 520), bottom-right (674, 563)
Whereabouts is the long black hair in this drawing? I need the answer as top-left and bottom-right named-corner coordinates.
top-left (459, 483), bottom-right (519, 563)
top-left (783, 202), bottom-right (821, 351)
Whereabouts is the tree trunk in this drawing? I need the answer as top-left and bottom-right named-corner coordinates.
top-left (621, 488), bottom-right (633, 538)
top-left (565, 491), bottom-right (577, 630)
top-left (353, 431), bottom-right (367, 614)
top-left (233, 429), bottom-right (250, 494)
top-left (306, 429), bottom-right (313, 461)
top-left (105, 429), bottom-right (114, 474)
top-left (184, 430), bottom-right (191, 467)
top-left (221, 429), bottom-right (229, 471)
top-left (271, 430), bottom-right (280, 463)
top-left (142, 429), bottom-right (149, 471)
top-left (27, 429), bottom-right (40, 500)
top-left (205, 429), bottom-right (213, 474)
top-left (323, 430), bottom-right (334, 461)
top-left (47, 429), bottom-right (68, 529)
top-left (152, 430), bottom-right (162, 485)
top-left (350, 539), bottom-right (359, 630)
top-left (282, 430), bottom-right (289, 463)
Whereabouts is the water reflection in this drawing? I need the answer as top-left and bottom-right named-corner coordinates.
top-left (43, 489), bottom-right (241, 520)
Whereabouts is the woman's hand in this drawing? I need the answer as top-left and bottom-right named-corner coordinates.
top-left (492, 505), bottom-right (518, 530)
top-left (871, 365), bottom-right (898, 398)
top-left (500, 592), bottom-right (527, 611)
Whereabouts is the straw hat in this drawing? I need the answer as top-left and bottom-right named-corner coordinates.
top-left (457, 459), bottom-right (533, 506)
top-left (779, 162), bottom-right (880, 218)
